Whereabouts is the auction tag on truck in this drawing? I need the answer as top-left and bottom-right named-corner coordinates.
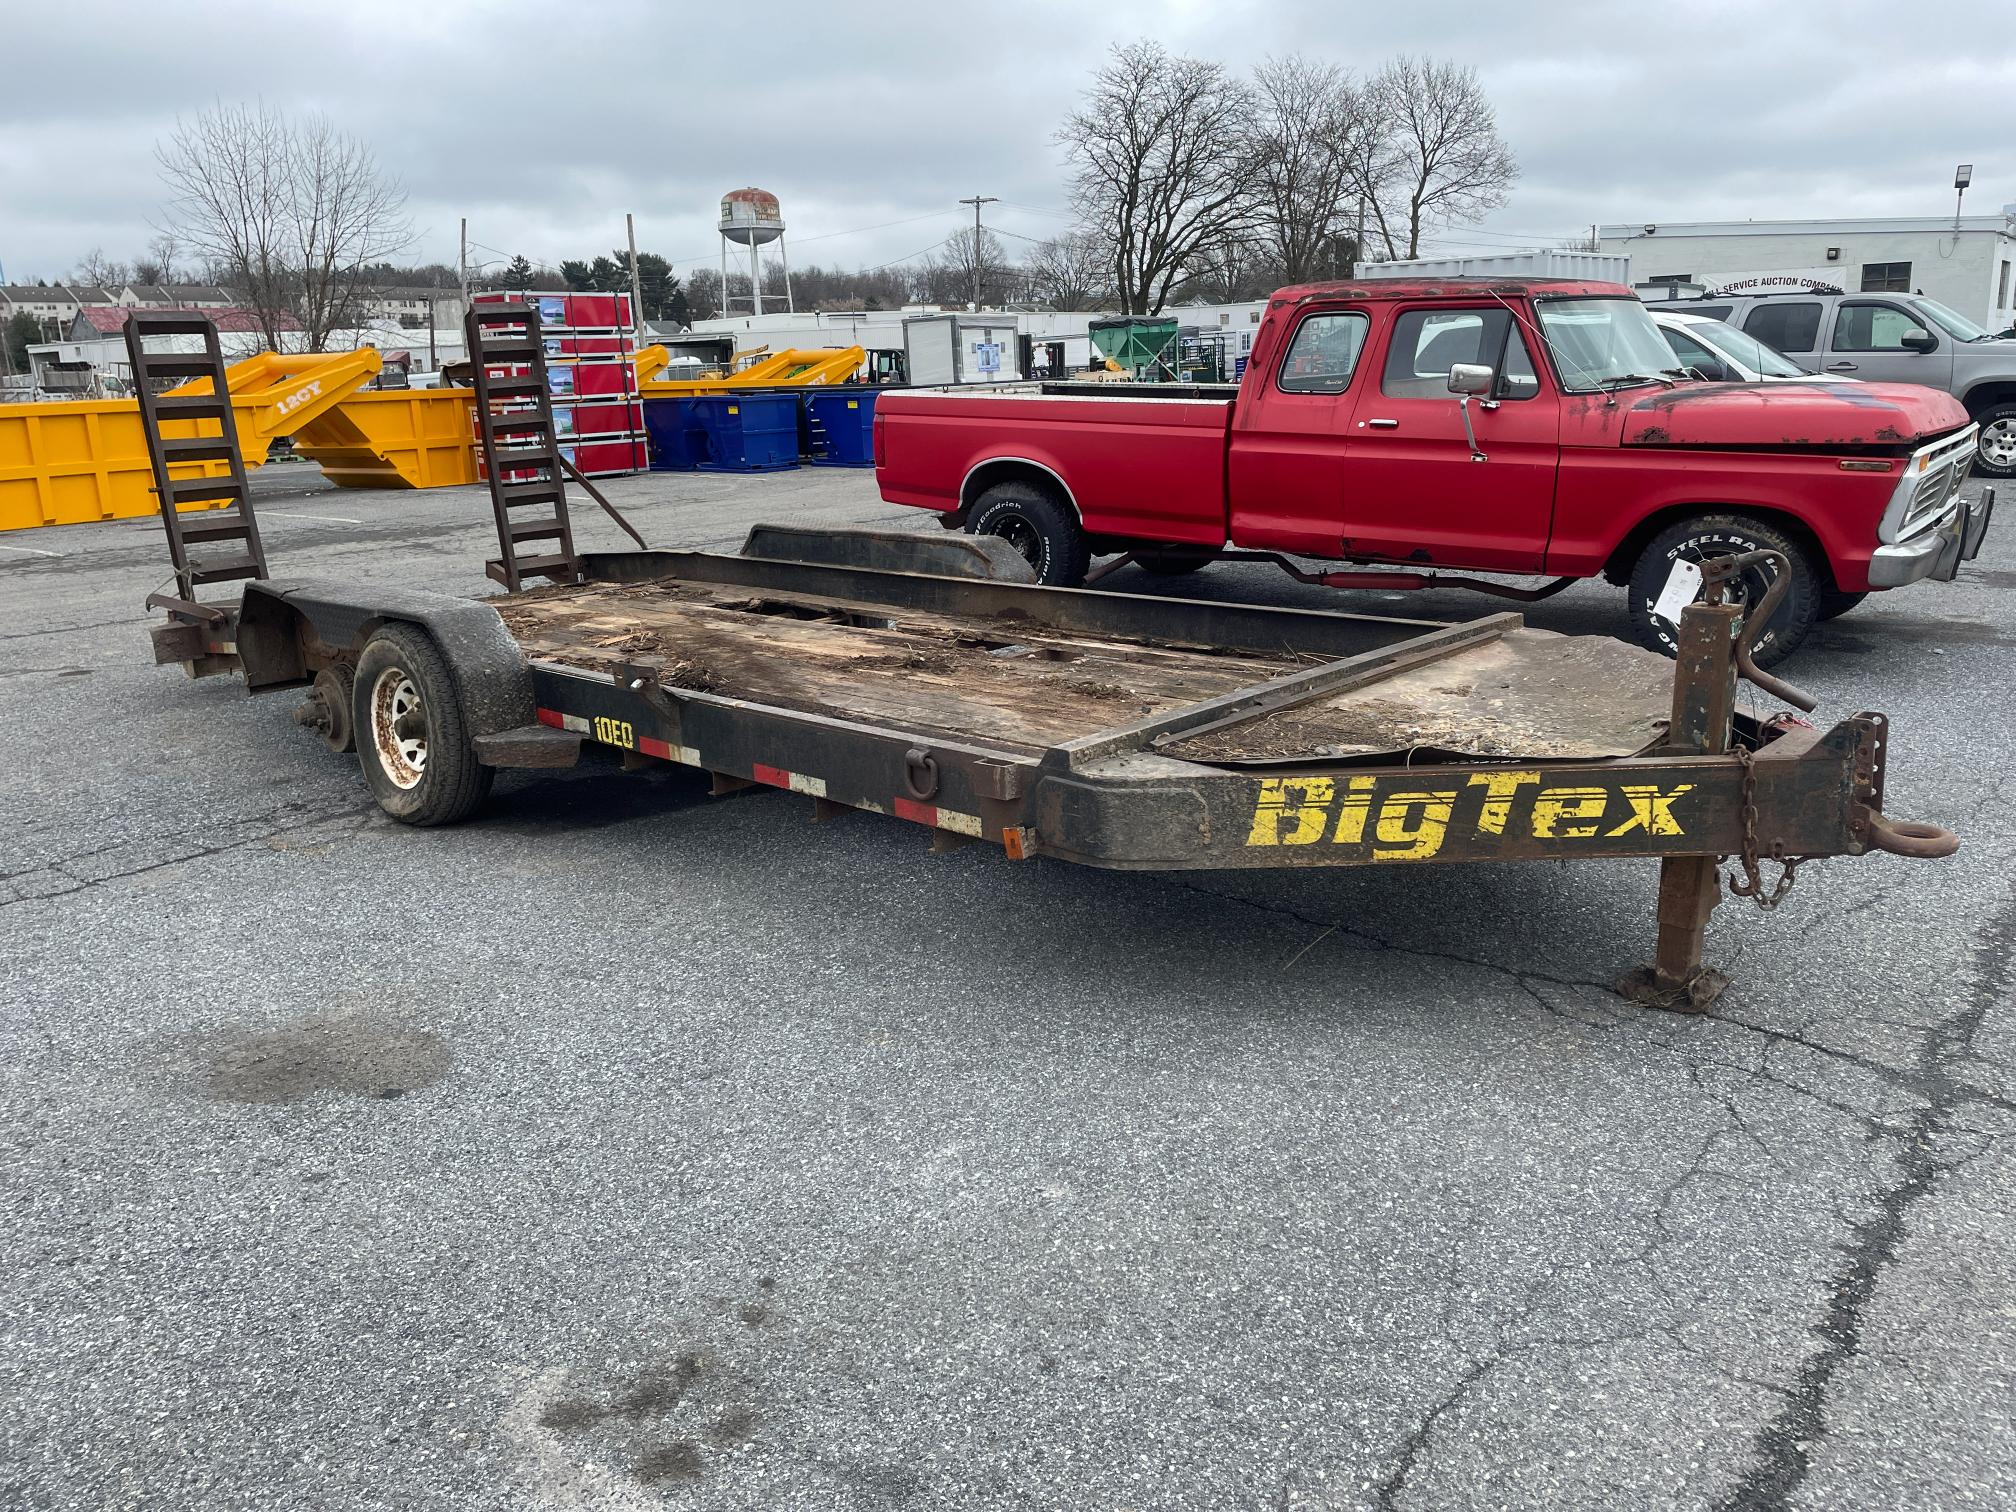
top-left (1653, 559), bottom-right (1704, 624)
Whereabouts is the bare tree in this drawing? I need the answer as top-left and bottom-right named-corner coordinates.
top-left (157, 101), bottom-right (412, 350)
top-left (70, 248), bottom-right (129, 290)
top-left (1250, 54), bottom-right (1367, 283)
top-left (922, 226), bottom-right (1016, 308)
top-left (1059, 42), bottom-right (1259, 314)
top-left (1025, 230), bottom-right (1112, 310)
top-left (1361, 57), bottom-right (1519, 260)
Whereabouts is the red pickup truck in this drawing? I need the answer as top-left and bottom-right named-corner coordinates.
top-left (874, 278), bottom-right (1993, 662)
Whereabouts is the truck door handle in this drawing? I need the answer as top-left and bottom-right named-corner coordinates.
top-left (1365, 418), bottom-right (1400, 429)
top-left (1826, 361), bottom-right (1858, 372)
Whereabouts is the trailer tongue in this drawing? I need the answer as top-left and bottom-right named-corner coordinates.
top-left (134, 310), bottom-right (1959, 1013)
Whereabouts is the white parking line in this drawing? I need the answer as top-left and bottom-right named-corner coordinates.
top-left (261, 510), bottom-right (364, 525)
top-left (0, 543), bottom-right (62, 558)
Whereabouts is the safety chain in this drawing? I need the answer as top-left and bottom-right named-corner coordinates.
top-left (1725, 744), bottom-right (1806, 910)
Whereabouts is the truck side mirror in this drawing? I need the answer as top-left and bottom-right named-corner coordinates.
top-left (1447, 363), bottom-right (1495, 395)
top-left (1447, 364), bottom-right (1493, 462)
top-left (1900, 329), bottom-right (1938, 354)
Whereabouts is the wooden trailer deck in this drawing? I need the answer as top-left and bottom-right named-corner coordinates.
top-left (491, 574), bottom-right (1677, 765)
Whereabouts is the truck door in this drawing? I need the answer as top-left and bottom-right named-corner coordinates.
top-left (1820, 300), bottom-right (1956, 390)
top-left (1226, 306), bottom-right (1372, 555)
top-left (1339, 305), bottom-right (1559, 573)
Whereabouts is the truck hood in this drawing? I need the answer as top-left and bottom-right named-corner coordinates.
top-left (1619, 381), bottom-right (1970, 449)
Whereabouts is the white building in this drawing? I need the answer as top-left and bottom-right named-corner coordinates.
top-left (1598, 213), bottom-right (2016, 329)
top-left (692, 299), bottom-right (1272, 373)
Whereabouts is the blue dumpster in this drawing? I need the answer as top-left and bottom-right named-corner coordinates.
top-left (803, 388), bottom-right (879, 467)
top-left (691, 393), bottom-right (799, 472)
top-left (642, 396), bottom-right (705, 472)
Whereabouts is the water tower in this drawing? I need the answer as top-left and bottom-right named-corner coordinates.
top-left (718, 187), bottom-right (794, 316)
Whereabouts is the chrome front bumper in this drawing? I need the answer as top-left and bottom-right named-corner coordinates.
top-left (1869, 487), bottom-right (1995, 588)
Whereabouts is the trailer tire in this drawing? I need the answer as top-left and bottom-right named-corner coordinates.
top-left (968, 482), bottom-right (1089, 586)
top-left (1135, 546), bottom-right (1220, 576)
top-left (352, 622), bottom-right (494, 826)
top-left (1626, 513), bottom-right (1820, 668)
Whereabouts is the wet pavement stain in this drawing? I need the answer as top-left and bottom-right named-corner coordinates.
top-left (633, 1440), bottom-right (705, 1485)
top-left (200, 1015), bottom-right (451, 1104)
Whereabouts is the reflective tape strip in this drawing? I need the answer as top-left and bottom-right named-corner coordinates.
top-left (752, 763), bottom-right (827, 797)
top-left (892, 796), bottom-right (982, 836)
top-left (535, 708), bottom-right (590, 734)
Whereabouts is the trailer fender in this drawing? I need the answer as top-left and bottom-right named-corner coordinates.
top-left (238, 579), bottom-right (539, 743)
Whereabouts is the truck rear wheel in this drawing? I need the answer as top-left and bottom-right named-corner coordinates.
top-left (968, 482), bottom-right (1089, 586)
top-left (1974, 403), bottom-right (2016, 478)
top-left (1626, 513), bottom-right (1820, 668)
top-left (352, 622), bottom-right (494, 826)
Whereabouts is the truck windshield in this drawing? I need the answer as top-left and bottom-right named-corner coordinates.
top-left (1532, 298), bottom-right (1687, 392)
top-left (1912, 297), bottom-right (1989, 342)
top-left (1689, 321), bottom-right (1810, 378)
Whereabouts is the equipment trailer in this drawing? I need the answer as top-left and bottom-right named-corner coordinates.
top-left (132, 310), bottom-right (1959, 1011)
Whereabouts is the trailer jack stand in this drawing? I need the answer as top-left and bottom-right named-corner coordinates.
top-left (1615, 855), bottom-right (1728, 1012)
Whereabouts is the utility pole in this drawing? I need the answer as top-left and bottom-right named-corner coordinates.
top-left (625, 212), bottom-right (645, 333)
top-left (458, 217), bottom-right (469, 308)
top-left (958, 195), bottom-right (998, 310)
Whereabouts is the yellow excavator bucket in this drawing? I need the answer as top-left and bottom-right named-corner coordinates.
top-left (637, 345), bottom-right (866, 396)
top-left (0, 348), bottom-right (381, 532)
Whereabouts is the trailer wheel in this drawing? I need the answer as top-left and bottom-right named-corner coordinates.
top-left (1135, 546), bottom-right (1220, 577)
top-left (969, 482), bottom-right (1089, 586)
top-left (1626, 513), bottom-right (1820, 668)
top-left (352, 623), bottom-right (494, 826)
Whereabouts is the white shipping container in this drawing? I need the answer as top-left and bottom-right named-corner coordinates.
top-left (1352, 251), bottom-right (1632, 283)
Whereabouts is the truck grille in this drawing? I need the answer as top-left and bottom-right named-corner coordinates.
top-left (1901, 427), bottom-right (1976, 536)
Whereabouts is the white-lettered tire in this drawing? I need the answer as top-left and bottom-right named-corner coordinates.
top-left (352, 622), bottom-right (494, 825)
top-left (1626, 513), bottom-right (1820, 668)
top-left (968, 481), bottom-right (1090, 586)
top-left (1974, 403), bottom-right (2016, 479)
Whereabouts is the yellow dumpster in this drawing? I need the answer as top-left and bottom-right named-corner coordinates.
top-left (292, 388), bottom-right (478, 490)
top-left (0, 349), bottom-right (381, 532)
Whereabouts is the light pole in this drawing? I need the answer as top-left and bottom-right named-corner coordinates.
top-left (1953, 163), bottom-right (1974, 234)
top-left (958, 194), bottom-right (998, 310)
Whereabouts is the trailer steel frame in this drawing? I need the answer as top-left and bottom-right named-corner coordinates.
top-left (181, 538), bottom-right (1956, 1012)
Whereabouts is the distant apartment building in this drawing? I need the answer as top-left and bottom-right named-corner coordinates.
top-left (0, 284), bottom-right (119, 334)
top-left (355, 287), bottom-right (464, 328)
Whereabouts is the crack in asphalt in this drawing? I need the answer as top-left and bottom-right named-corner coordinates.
top-left (1712, 885), bottom-right (2016, 1511)
top-left (0, 802), bottom-right (374, 909)
top-left (1158, 867), bottom-right (2016, 1507)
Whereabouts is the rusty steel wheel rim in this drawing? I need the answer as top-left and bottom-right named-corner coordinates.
top-left (370, 668), bottom-right (428, 790)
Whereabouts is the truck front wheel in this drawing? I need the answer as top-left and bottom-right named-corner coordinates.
top-left (1626, 513), bottom-right (1820, 669)
top-left (968, 482), bottom-right (1089, 586)
top-left (352, 622), bottom-right (494, 826)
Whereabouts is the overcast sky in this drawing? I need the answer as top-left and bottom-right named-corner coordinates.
top-left (3, 0), bottom-right (2011, 286)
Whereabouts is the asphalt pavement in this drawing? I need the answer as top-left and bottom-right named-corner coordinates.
top-left (2, 459), bottom-right (2011, 1511)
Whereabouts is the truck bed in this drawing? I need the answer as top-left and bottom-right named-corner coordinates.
top-left (492, 563), bottom-right (1672, 765)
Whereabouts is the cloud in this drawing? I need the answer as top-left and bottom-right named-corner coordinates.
top-left (2, 0), bottom-right (2009, 282)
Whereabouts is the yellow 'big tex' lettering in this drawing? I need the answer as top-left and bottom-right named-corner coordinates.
top-left (1244, 774), bottom-right (1696, 857)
